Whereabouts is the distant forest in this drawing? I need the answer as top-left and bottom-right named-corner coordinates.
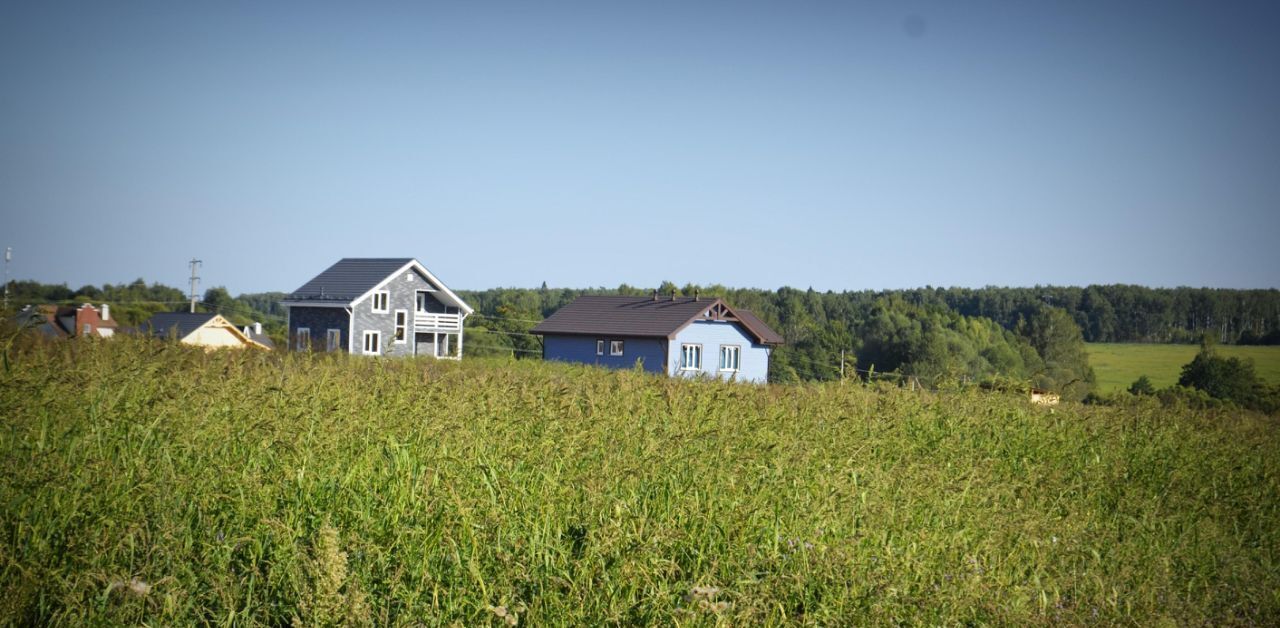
top-left (7, 279), bottom-right (1279, 393)
top-left (461, 283), bottom-right (1280, 395)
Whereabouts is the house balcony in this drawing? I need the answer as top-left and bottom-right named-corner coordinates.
top-left (414, 312), bottom-right (462, 332)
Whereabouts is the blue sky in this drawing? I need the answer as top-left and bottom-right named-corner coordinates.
top-left (2, 1), bottom-right (1277, 294)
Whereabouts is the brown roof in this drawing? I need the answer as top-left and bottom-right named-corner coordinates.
top-left (531, 296), bottom-right (784, 346)
top-left (734, 308), bottom-right (786, 345)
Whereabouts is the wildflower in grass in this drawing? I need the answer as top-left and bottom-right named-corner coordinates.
top-left (108, 577), bottom-right (151, 598)
top-left (489, 604), bottom-right (518, 626)
top-left (293, 523), bottom-right (371, 627)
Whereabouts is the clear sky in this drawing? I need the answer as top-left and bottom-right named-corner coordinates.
top-left (2, 1), bottom-right (1277, 294)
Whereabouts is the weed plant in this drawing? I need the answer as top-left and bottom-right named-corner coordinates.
top-left (2, 335), bottom-right (1278, 625)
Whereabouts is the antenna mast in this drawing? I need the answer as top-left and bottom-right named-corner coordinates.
top-left (3, 247), bottom-right (10, 311)
top-left (188, 258), bottom-right (202, 313)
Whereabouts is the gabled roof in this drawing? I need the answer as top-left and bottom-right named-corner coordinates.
top-left (531, 296), bottom-right (784, 346)
top-left (141, 312), bottom-right (218, 339)
top-left (284, 257), bottom-right (473, 314)
top-left (288, 258), bottom-right (414, 301)
top-left (733, 308), bottom-right (786, 345)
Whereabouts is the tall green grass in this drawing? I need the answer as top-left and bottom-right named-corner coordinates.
top-left (2, 335), bottom-right (1278, 625)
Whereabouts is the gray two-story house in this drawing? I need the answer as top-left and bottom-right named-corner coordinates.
top-left (282, 258), bottom-right (473, 358)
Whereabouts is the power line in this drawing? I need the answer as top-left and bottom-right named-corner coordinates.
top-left (467, 328), bottom-right (541, 338)
top-left (468, 312), bottom-right (546, 325)
top-left (465, 343), bottom-right (543, 355)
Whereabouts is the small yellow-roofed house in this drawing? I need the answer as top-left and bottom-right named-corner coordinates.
top-left (140, 312), bottom-right (270, 350)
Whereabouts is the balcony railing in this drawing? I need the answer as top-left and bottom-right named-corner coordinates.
top-left (414, 312), bottom-right (462, 331)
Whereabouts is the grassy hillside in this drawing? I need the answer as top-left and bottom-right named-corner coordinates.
top-left (2, 336), bottom-right (1278, 625)
top-left (1087, 343), bottom-right (1280, 393)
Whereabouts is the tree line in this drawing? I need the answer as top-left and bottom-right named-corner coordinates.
top-left (9, 278), bottom-right (1278, 394)
top-left (459, 283), bottom-right (1097, 398)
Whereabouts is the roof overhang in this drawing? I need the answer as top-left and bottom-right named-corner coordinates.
top-left (668, 299), bottom-right (784, 346)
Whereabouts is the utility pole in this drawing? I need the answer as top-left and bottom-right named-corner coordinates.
top-left (188, 258), bottom-right (202, 313)
top-left (3, 247), bottom-right (10, 311)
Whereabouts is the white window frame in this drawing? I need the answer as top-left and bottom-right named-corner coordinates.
top-left (415, 290), bottom-right (430, 313)
top-left (326, 329), bottom-right (341, 352)
top-left (393, 310), bottom-right (408, 344)
top-left (719, 345), bottom-right (741, 372)
top-left (296, 327), bottom-right (311, 352)
top-left (362, 330), bottom-right (381, 355)
top-left (610, 340), bottom-right (624, 356)
top-left (371, 291), bottom-right (389, 313)
top-left (680, 343), bottom-right (702, 370)
top-left (596, 340), bottom-right (604, 356)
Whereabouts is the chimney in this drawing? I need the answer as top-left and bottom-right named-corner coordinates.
top-left (652, 290), bottom-right (658, 302)
top-left (694, 289), bottom-right (700, 302)
top-left (670, 289), bottom-right (677, 301)
top-left (254, 321), bottom-right (262, 335)
top-left (101, 304), bottom-right (109, 320)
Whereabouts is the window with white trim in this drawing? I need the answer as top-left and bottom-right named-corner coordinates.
top-left (371, 291), bottom-right (389, 313)
top-left (415, 291), bottom-right (429, 313)
top-left (596, 340), bottom-right (604, 355)
top-left (610, 340), bottom-right (624, 356)
top-left (394, 310), bottom-right (407, 343)
top-left (680, 343), bottom-right (702, 370)
top-left (362, 330), bottom-right (381, 355)
top-left (719, 345), bottom-right (741, 371)
top-left (296, 327), bottom-right (311, 351)
top-left (326, 329), bottom-right (341, 352)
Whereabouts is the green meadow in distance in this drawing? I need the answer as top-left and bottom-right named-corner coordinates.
top-left (2, 336), bottom-right (1277, 625)
top-left (1086, 343), bottom-right (1280, 393)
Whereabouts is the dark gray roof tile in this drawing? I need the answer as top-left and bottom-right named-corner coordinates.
top-left (288, 258), bottom-right (414, 301)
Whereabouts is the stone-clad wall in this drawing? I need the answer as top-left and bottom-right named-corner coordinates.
top-left (351, 267), bottom-right (453, 357)
top-left (288, 307), bottom-right (350, 352)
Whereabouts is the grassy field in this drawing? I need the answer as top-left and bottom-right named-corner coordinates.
top-left (1087, 343), bottom-right (1280, 393)
top-left (2, 336), bottom-right (1279, 625)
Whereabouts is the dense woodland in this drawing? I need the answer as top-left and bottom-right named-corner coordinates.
top-left (8, 279), bottom-right (1279, 396)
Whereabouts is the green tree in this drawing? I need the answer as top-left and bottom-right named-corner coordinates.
top-left (1020, 307), bottom-right (1095, 400)
top-left (1177, 342), bottom-right (1272, 411)
top-left (1128, 375), bottom-right (1155, 396)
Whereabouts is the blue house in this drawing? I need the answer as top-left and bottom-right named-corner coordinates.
top-left (532, 294), bottom-right (784, 383)
top-left (282, 258), bottom-right (473, 358)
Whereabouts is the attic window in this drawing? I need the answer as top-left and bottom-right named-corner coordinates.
top-left (405, 273), bottom-right (414, 282)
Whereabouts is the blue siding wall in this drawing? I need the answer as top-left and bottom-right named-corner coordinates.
top-left (667, 320), bottom-right (771, 383)
top-left (543, 335), bottom-right (666, 373)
